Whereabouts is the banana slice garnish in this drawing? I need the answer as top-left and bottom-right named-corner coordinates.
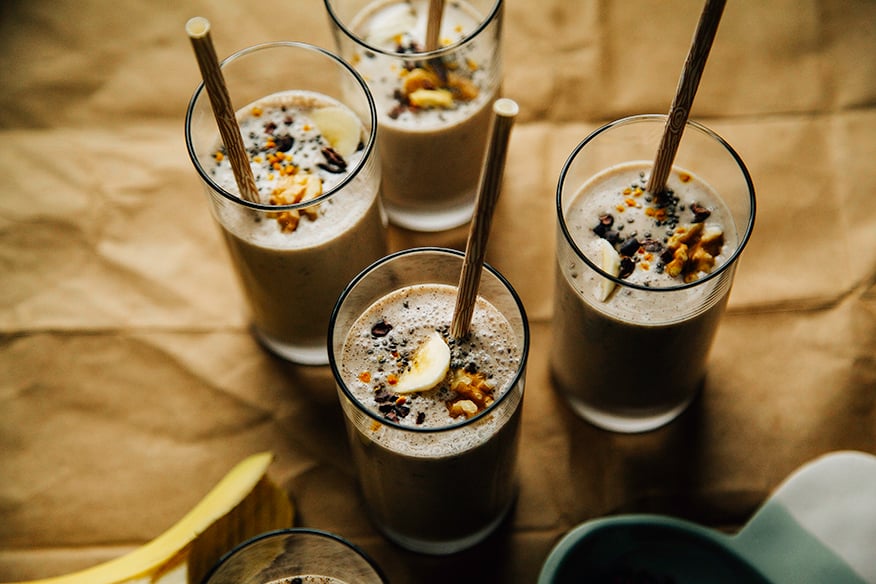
top-left (394, 331), bottom-right (451, 394)
top-left (597, 238), bottom-right (621, 302)
top-left (309, 105), bottom-right (362, 158)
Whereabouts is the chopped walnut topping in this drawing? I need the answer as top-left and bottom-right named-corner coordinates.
top-left (447, 369), bottom-right (495, 418)
top-left (664, 222), bottom-right (725, 283)
top-left (449, 399), bottom-right (479, 419)
top-left (266, 173), bottom-right (323, 231)
top-left (394, 62), bottom-right (480, 113)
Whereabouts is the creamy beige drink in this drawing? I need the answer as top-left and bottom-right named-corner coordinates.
top-left (553, 160), bottom-right (744, 432)
top-left (186, 41), bottom-right (386, 366)
top-left (329, 248), bottom-right (528, 554)
top-left (326, 0), bottom-right (503, 231)
top-left (208, 90), bottom-right (385, 364)
top-left (551, 116), bottom-right (755, 433)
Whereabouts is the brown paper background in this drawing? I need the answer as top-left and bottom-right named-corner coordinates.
top-left (1, 1), bottom-right (875, 582)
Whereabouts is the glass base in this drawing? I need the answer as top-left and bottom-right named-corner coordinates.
top-left (375, 495), bottom-right (514, 555)
top-left (383, 199), bottom-right (475, 232)
top-left (253, 326), bottom-right (328, 366)
top-left (562, 392), bottom-right (698, 434)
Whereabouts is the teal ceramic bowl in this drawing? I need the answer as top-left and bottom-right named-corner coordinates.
top-left (539, 452), bottom-right (876, 584)
top-left (538, 514), bottom-right (769, 583)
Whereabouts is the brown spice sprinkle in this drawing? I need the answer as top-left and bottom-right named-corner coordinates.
top-left (663, 222), bottom-right (725, 283)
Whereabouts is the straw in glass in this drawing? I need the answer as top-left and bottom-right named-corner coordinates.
top-left (451, 98), bottom-right (519, 339)
top-left (186, 16), bottom-right (260, 204)
top-left (646, 0), bottom-right (726, 198)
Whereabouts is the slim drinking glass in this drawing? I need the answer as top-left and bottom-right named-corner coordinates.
top-left (329, 247), bottom-right (528, 553)
top-left (186, 41), bottom-right (387, 365)
top-left (551, 115), bottom-right (755, 433)
top-left (325, 0), bottom-right (504, 231)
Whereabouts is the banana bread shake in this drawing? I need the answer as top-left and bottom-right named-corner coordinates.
top-left (209, 91), bottom-right (385, 364)
top-left (551, 116), bottom-right (755, 433)
top-left (553, 162), bottom-right (735, 428)
top-left (326, 0), bottom-right (503, 231)
top-left (186, 42), bottom-right (386, 365)
top-left (329, 248), bottom-right (528, 554)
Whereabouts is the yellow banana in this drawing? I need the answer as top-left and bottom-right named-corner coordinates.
top-left (8, 451), bottom-right (293, 584)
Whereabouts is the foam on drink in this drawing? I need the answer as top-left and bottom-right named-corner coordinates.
top-left (562, 161), bottom-right (737, 323)
top-left (340, 283), bottom-right (522, 456)
top-left (209, 90), bottom-right (374, 247)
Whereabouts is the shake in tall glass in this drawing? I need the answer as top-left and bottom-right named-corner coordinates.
top-left (186, 42), bottom-right (387, 365)
top-left (551, 115), bottom-right (755, 433)
top-left (325, 0), bottom-right (503, 231)
top-left (329, 247), bottom-right (528, 554)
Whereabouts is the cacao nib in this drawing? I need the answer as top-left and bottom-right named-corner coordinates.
top-left (619, 256), bottom-right (635, 279)
top-left (619, 237), bottom-right (641, 257)
top-left (318, 146), bottom-right (348, 173)
top-left (642, 238), bottom-right (664, 253)
top-left (371, 320), bottom-right (393, 337)
top-left (593, 213), bottom-right (614, 237)
top-left (274, 133), bottom-right (294, 152)
top-left (691, 203), bottom-right (711, 223)
top-left (660, 248), bottom-right (675, 265)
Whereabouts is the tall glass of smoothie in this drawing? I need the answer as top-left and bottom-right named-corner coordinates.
top-left (186, 42), bottom-right (387, 365)
top-left (324, 0), bottom-right (503, 232)
top-left (551, 115), bottom-right (755, 433)
top-left (200, 528), bottom-right (387, 584)
top-left (329, 247), bottom-right (529, 554)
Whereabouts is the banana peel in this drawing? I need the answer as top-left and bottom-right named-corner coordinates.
top-left (9, 452), bottom-right (294, 584)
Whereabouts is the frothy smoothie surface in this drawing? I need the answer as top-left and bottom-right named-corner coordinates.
top-left (564, 161), bottom-right (737, 317)
top-left (350, 0), bottom-right (493, 127)
top-left (209, 90), bottom-right (370, 246)
top-left (341, 284), bottom-right (521, 431)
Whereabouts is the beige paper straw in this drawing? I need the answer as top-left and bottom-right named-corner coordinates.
top-left (646, 0), bottom-right (726, 197)
top-left (425, 0), bottom-right (446, 52)
top-left (451, 98), bottom-right (519, 339)
top-left (186, 16), bottom-right (260, 204)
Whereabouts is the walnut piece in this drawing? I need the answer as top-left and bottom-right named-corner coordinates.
top-left (447, 369), bottom-right (495, 418)
top-left (664, 222), bottom-right (725, 283)
top-left (267, 173), bottom-right (323, 231)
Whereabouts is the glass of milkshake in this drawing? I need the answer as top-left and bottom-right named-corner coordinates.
top-left (552, 115), bottom-right (755, 433)
top-left (324, 0), bottom-right (503, 232)
top-left (200, 528), bottom-right (387, 584)
top-left (186, 41), bottom-right (387, 365)
top-left (329, 247), bottom-right (529, 554)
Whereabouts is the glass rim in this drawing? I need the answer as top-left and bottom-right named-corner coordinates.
top-left (328, 246), bottom-right (530, 434)
top-left (556, 113), bottom-right (757, 293)
top-left (184, 40), bottom-right (379, 212)
top-left (199, 527), bottom-right (388, 584)
top-left (324, 0), bottom-right (503, 59)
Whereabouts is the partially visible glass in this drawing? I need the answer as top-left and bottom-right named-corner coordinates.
top-left (551, 115), bottom-right (755, 433)
top-left (200, 528), bottom-right (387, 584)
top-left (186, 41), bottom-right (387, 365)
top-left (325, 0), bottom-right (504, 232)
top-left (329, 247), bottom-right (529, 554)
